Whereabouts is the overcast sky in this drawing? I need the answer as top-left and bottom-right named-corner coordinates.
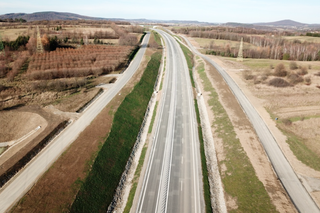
top-left (1, 0), bottom-right (320, 24)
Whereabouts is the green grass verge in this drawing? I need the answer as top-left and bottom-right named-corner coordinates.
top-left (285, 131), bottom-right (320, 171)
top-left (178, 42), bottom-right (195, 88)
top-left (194, 99), bottom-right (213, 213)
top-left (179, 41), bottom-right (211, 212)
top-left (148, 101), bottom-right (158, 133)
top-left (123, 145), bottom-right (148, 213)
top-left (196, 59), bottom-right (278, 213)
top-left (152, 31), bottom-right (162, 46)
top-left (70, 51), bottom-right (162, 213)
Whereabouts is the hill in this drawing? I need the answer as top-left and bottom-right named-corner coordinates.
top-left (255, 19), bottom-right (308, 27)
top-left (0, 11), bottom-right (122, 22)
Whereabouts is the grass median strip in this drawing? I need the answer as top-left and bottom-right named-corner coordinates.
top-left (196, 59), bottom-right (277, 212)
top-left (70, 51), bottom-right (162, 213)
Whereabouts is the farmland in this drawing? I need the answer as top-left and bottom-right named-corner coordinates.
top-left (0, 21), bottom-right (146, 207)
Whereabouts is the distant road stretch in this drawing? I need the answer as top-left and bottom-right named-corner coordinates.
top-left (0, 33), bottom-right (150, 213)
top-left (182, 35), bottom-right (320, 213)
top-left (135, 30), bottom-right (204, 213)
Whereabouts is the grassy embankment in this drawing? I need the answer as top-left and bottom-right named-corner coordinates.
top-left (123, 30), bottom-right (163, 213)
top-left (195, 57), bottom-right (277, 212)
top-left (268, 111), bottom-right (320, 171)
top-left (179, 42), bottom-right (212, 213)
top-left (70, 51), bottom-right (162, 212)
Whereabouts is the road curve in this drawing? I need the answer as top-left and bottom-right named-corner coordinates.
top-left (135, 30), bottom-right (204, 213)
top-left (0, 33), bottom-right (150, 213)
top-left (182, 35), bottom-right (320, 213)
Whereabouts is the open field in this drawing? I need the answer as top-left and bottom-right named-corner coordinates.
top-left (193, 37), bottom-right (256, 49)
top-left (283, 36), bottom-right (320, 43)
top-left (0, 28), bottom-right (28, 41)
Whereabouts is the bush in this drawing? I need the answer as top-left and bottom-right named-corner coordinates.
top-left (289, 62), bottom-right (298, 70)
top-left (298, 66), bottom-right (308, 75)
top-left (304, 76), bottom-right (311, 85)
top-left (243, 70), bottom-right (254, 80)
top-left (288, 73), bottom-right (303, 84)
top-left (315, 72), bottom-right (320, 77)
top-left (269, 78), bottom-right (291, 87)
top-left (282, 118), bottom-right (292, 126)
top-left (274, 63), bottom-right (287, 77)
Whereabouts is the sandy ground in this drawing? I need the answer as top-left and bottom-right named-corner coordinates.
top-left (193, 55), bottom-right (296, 213)
top-left (10, 48), bottom-right (153, 213)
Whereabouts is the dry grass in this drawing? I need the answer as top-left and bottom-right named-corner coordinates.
top-left (0, 28), bottom-right (28, 41)
top-left (283, 36), bottom-right (320, 43)
top-left (193, 38), bottom-right (256, 49)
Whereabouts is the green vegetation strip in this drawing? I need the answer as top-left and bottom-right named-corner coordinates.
top-left (178, 43), bottom-right (195, 87)
top-left (196, 59), bottom-right (277, 212)
top-left (148, 101), bottom-right (159, 133)
top-left (194, 99), bottom-right (213, 213)
top-left (123, 145), bottom-right (147, 213)
top-left (152, 31), bottom-right (162, 46)
top-left (179, 42), bottom-right (211, 212)
top-left (70, 51), bottom-right (162, 213)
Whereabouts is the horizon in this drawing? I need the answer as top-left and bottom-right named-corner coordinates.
top-left (0, 11), bottom-right (319, 25)
top-left (1, 0), bottom-right (320, 24)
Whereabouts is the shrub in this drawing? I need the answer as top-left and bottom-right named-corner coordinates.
top-left (304, 76), bottom-right (311, 85)
top-left (243, 70), bottom-right (254, 80)
top-left (289, 61), bottom-right (298, 70)
top-left (298, 66), bottom-right (308, 75)
top-left (269, 78), bottom-right (291, 87)
top-left (288, 73), bottom-right (303, 84)
top-left (282, 118), bottom-right (292, 126)
top-left (274, 63), bottom-right (287, 77)
top-left (315, 72), bottom-right (320, 76)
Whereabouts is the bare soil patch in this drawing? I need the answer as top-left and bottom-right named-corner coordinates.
top-left (195, 56), bottom-right (296, 212)
top-left (10, 48), bottom-right (153, 213)
top-left (0, 111), bottom-right (46, 142)
top-left (0, 105), bottom-right (63, 176)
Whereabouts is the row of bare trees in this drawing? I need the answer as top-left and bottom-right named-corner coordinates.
top-left (174, 27), bottom-right (320, 61)
top-left (27, 45), bottom-right (132, 80)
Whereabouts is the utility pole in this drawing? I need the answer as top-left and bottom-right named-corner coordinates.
top-left (36, 26), bottom-right (44, 53)
top-left (237, 37), bottom-right (243, 62)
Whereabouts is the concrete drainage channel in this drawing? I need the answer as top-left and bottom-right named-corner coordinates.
top-left (0, 120), bottom-right (71, 189)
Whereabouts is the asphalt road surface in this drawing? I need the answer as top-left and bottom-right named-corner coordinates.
top-left (182, 36), bottom-right (320, 213)
top-left (136, 30), bottom-right (204, 213)
top-left (0, 33), bottom-right (150, 213)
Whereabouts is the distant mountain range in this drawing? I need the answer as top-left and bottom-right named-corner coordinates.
top-left (0, 11), bottom-right (120, 22)
top-left (0, 11), bottom-right (319, 29)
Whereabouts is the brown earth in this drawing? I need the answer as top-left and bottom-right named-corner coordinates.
top-left (194, 55), bottom-right (297, 212)
top-left (0, 105), bottom-right (63, 175)
top-left (10, 47), bottom-right (154, 213)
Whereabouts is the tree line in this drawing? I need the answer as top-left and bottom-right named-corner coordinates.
top-left (172, 27), bottom-right (320, 61)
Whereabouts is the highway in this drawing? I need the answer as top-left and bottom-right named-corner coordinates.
top-left (136, 30), bottom-right (204, 213)
top-left (0, 33), bottom-right (150, 213)
top-left (182, 36), bottom-right (320, 213)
